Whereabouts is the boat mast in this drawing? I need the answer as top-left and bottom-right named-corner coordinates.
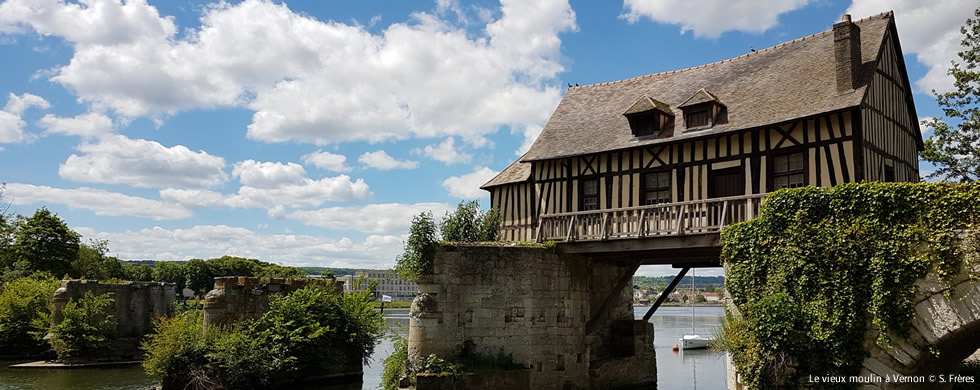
top-left (691, 267), bottom-right (696, 334)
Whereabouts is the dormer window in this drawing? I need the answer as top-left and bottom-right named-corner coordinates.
top-left (678, 88), bottom-right (726, 131)
top-left (624, 96), bottom-right (674, 139)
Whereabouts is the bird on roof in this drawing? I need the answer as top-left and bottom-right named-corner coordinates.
top-left (750, 47), bottom-right (756, 52)
top-left (568, 83), bottom-right (573, 88)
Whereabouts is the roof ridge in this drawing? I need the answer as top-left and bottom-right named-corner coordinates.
top-left (567, 10), bottom-right (894, 91)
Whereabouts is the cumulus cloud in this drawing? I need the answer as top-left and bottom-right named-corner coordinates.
top-left (232, 160), bottom-right (307, 188)
top-left (416, 137), bottom-right (472, 165)
top-left (5, 183), bottom-right (190, 220)
top-left (160, 174), bottom-right (371, 210)
top-left (287, 202), bottom-right (452, 234)
top-left (515, 124), bottom-right (543, 156)
top-left (2, 0), bottom-right (575, 146)
top-left (442, 166), bottom-right (499, 199)
top-left (302, 150), bottom-right (351, 172)
top-left (621, 0), bottom-right (811, 38)
top-left (38, 112), bottom-right (113, 138)
top-left (74, 225), bottom-right (405, 268)
top-left (358, 150), bottom-right (419, 170)
top-left (58, 134), bottom-right (228, 189)
top-left (0, 93), bottom-right (49, 143)
top-left (846, 0), bottom-right (977, 93)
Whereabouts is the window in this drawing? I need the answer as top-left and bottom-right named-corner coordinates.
top-left (581, 179), bottom-right (599, 211)
top-left (685, 109), bottom-right (710, 128)
top-left (884, 163), bottom-right (895, 182)
top-left (772, 152), bottom-right (805, 189)
top-left (643, 171), bottom-right (671, 205)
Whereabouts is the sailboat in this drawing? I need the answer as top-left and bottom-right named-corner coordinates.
top-left (679, 268), bottom-right (715, 350)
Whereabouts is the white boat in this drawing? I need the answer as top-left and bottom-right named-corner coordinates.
top-left (680, 334), bottom-right (714, 350)
top-left (679, 268), bottom-right (715, 350)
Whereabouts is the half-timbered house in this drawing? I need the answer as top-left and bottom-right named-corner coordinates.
top-left (482, 11), bottom-right (921, 243)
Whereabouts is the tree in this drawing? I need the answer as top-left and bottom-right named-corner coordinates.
top-left (48, 291), bottom-right (116, 361)
top-left (0, 184), bottom-right (18, 273)
top-left (0, 276), bottom-right (61, 353)
top-left (153, 261), bottom-right (186, 291)
top-left (71, 239), bottom-right (125, 280)
top-left (12, 208), bottom-right (80, 277)
top-left (395, 212), bottom-right (437, 281)
top-left (921, 8), bottom-right (980, 182)
top-left (440, 201), bottom-right (501, 242)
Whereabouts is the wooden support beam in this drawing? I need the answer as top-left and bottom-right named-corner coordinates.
top-left (642, 267), bottom-right (689, 322)
top-left (585, 261), bottom-right (642, 334)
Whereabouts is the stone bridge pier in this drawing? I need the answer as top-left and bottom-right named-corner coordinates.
top-left (408, 245), bottom-right (656, 390)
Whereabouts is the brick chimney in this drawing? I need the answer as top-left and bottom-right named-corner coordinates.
top-left (833, 14), bottom-right (862, 93)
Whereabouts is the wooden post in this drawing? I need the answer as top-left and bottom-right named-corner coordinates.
top-left (637, 209), bottom-right (646, 238)
top-left (642, 267), bottom-right (690, 321)
top-left (719, 200), bottom-right (729, 229)
top-left (600, 213), bottom-right (609, 240)
top-left (565, 215), bottom-right (576, 241)
top-left (676, 204), bottom-right (687, 236)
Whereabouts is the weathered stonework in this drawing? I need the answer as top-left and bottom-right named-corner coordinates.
top-left (50, 279), bottom-right (176, 361)
top-left (409, 245), bottom-right (656, 390)
top-left (202, 276), bottom-right (324, 327)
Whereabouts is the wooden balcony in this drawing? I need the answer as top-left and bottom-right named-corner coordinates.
top-left (536, 193), bottom-right (767, 266)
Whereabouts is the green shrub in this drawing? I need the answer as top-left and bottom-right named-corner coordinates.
top-left (143, 283), bottom-right (384, 389)
top-left (381, 334), bottom-right (410, 390)
top-left (48, 291), bottom-right (116, 360)
top-left (395, 212), bottom-right (438, 281)
top-left (720, 182), bottom-right (980, 389)
top-left (0, 276), bottom-right (60, 354)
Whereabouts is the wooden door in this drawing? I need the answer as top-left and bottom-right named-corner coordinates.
top-left (709, 167), bottom-right (744, 198)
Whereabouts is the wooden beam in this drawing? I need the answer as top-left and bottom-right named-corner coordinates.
top-left (585, 261), bottom-right (642, 334)
top-left (643, 267), bottom-right (689, 321)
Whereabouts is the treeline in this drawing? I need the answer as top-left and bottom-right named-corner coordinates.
top-left (0, 205), bottom-right (304, 293)
top-left (632, 275), bottom-right (725, 288)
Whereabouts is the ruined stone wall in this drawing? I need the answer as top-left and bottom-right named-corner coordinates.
top-left (51, 279), bottom-right (176, 339)
top-left (409, 245), bottom-right (656, 390)
top-left (202, 276), bottom-right (319, 327)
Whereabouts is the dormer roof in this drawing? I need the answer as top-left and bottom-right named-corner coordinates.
top-left (624, 96), bottom-right (673, 116)
top-left (678, 88), bottom-right (723, 109)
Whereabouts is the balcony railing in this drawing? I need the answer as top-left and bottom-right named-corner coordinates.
top-left (536, 193), bottom-right (767, 242)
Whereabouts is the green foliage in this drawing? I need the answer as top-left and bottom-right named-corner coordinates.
top-left (720, 182), bottom-right (980, 389)
top-left (13, 208), bottom-right (80, 278)
top-left (71, 239), bottom-right (124, 280)
top-left (422, 354), bottom-right (463, 376)
top-left (396, 204), bottom-right (503, 281)
top-left (395, 212), bottom-right (438, 281)
top-left (440, 201), bottom-right (501, 242)
top-left (141, 310), bottom-right (221, 389)
top-left (182, 256), bottom-right (306, 295)
top-left (143, 283), bottom-right (384, 389)
top-left (381, 333), bottom-right (410, 390)
top-left (48, 291), bottom-right (116, 360)
top-left (153, 261), bottom-right (186, 291)
top-left (921, 8), bottom-right (980, 182)
top-left (0, 276), bottom-right (60, 354)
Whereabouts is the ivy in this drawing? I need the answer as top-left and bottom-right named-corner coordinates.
top-left (721, 182), bottom-right (980, 389)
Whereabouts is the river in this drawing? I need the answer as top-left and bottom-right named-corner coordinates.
top-left (0, 306), bottom-right (726, 390)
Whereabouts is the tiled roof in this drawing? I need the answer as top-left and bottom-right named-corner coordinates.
top-left (520, 11), bottom-right (894, 163)
top-left (481, 155), bottom-right (531, 189)
top-left (624, 96), bottom-right (674, 116)
top-left (678, 88), bottom-right (723, 108)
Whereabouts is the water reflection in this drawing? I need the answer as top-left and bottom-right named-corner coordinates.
top-left (0, 308), bottom-right (727, 390)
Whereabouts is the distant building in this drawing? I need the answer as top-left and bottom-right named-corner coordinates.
top-left (701, 292), bottom-right (721, 303)
top-left (336, 270), bottom-right (418, 302)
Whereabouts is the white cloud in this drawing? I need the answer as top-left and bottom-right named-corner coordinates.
top-left (58, 134), bottom-right (228, 189)
top-left (442, 166), bottom-right (499, 199)
top-left (74, 225), bottom-right (405, 268)
top-left (621, 0), bottom-right (811, 38)
top-left (358, 150), bottom-right (419, 170)
top-left (417, 137), bottom-right (472, 165)
top-left (232, 160), bottom-right (307, 188)
top-left (0, 0), bottom-right (176, 45)
top-left (515, 124), bottom-right (542, 156)
top-left (1, 0), bottom-right (574, 146)
top-left (287, 202), bottom-right (452, 234)
top-left (38, 112), bottom-right (113, 138)
top-left (0, 93), bottom-right (49, 143)
top-left (160, 175), bottom-right (371, 211)
top-left (226, 175), bottom-right (370, 209)
top-left (846, 0), bottom-right (977, 93)
top-left (5, 183), bottom-right (190, 220)
top-left (302, 150), bottom-right (351, 172)
top-left (3, 92), bottom-right (50, 115)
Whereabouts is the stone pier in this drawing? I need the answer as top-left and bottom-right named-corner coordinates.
top-left (409, 244), bottom-right (656, 390)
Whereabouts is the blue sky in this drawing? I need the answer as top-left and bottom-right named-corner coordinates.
top-left (0, 0), bottom-right (972, 276)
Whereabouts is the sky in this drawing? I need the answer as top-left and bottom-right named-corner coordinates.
top-left (0, 0), bottom-right (974, 277)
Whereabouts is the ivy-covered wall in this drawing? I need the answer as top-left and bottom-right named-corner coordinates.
top-left (720, 182), bottom-right (980, 389)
